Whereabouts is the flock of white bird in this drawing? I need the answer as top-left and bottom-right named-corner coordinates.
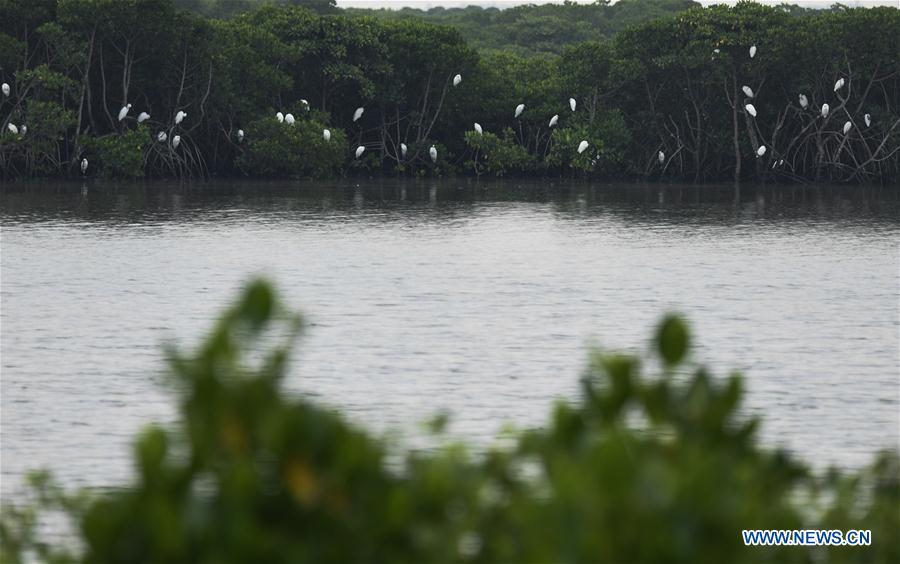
top-left (275, 47), bottom-right (872, 172)
top-left (0, 87), bottom-right (193, 174)
top-left (0, 46), bottom-right (877, 175)
top-left (733, 45), bottom-right (874, 168)
top-left (264, 73), bottom-right (593, 166)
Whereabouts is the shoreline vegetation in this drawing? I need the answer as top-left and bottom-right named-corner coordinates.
top-left (1, 280), bottom-right (897, 562)
top-left (1, 0), bottom-right (898, 184)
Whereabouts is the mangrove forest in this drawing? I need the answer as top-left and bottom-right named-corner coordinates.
top-left (1, 0), bottom-right (898, 182)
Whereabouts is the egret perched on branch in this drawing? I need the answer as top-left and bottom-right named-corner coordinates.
top-left (175, 111), bottom-right (187, 125)
top-left (742, 85), bottom-right (754, 98)
top-left (429, 145), bottom-right (437, 163)
top-left (658, 150), bottom-right (665, 165)
top-left (833, 78), bottom-right (845, 92)
top-left (756, 145), bottom-right (766, 158)
top-left (577, 140), bottom-right (589, 154)
top-left (864, 113), bottom-right (871, 127)
top-left (2, 83), bottom-right (9, 96)
top-left (745, 103), bottom-right (757, 117)
top-left (821, 103), bottom-right (830, 118)
top-left (323, 129), bottom-right (331, 141)
top-left (237, 129), bottom-right (244, 143)
top-left (172, 135), bottom-right (181, 149)
top-left (355, 146), bottom-right (365, 158)
top-left (569, 98), bottom-right (576, 112)
top-left (474, 123), bottom-right (483, 135)
top-left (843, 121), bottom-right (852, 134)
top-left (749, 45), bottom-right (757, 58)
top-left (81, 158), bottom-right (88, 175)
top-left (549, 114), bottom-right (559, 127)
top-left (798, 94), bottom-right (809, 109)
top-left (157, 131), bottom-right (167, 142)
top-left (20, 125), bottom-right (26, 136)
top-left (285, 113), bottom-right (295, 126)
top-left (400, 143), bottom-right (408, 157)
top-left (118, 104), bottom-right (131, 121)
top-left (137, 112), bottom-right (150, 123)
top-left (300, 99), bottom-right (309, 109)
top-left (276, 112), bottom-right (284, 123)
top-left (713, 48), bottom-right (720, 54)
top-left (7, 123), bottom-right (18, 134)
top-left (453, 74), bottom-right (462, 87)
top-left (353, 107), bottom-right (364, 122)
top-left (514, 103), bottom-right (525, 118)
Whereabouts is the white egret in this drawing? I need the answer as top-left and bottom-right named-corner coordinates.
top-left (756, 145), bottom-right (766, 157)
top-left (864, 113), bottom-right (871, 127)
top-left (137, 112), bottom-right (150, 123)
top-left (276, 112), bottom-right (284, 123)
top-left (569, 98), bottom-right (576, 112)
top-left (2, 83), bottom-right (9, 96)
top-left (514, 103), bottom-right (525, 118)
top-left (400, 143), bottom-right (408, 157)
top-left (175, 110), bottom-right (187, 125)
top-left (799, 94), bottom-right (809, 109)
top-left (833, 78), bottom-right (845, 92)
top-left (843, 121), bottom-right (852, 134)
top-left (577, 140), bottom-right (589, 154)
top-left (237, 129), bottom-right (244, 143)
top-left (749, 45), bottom-right (757, 58)
top-left (323, 129), bottom-right (331, 141)
top-left (81, 158), bottom-right (88, 174)
top-left (7, 123), bottom-right (17, 134)
top-left (549, 114), bottom-right (559, 127)
top-left (172, 135), bottom-right (181, 149)
top-left (157, 131), bottom-right (167, 142)
top-left (353, 107), bottom-right (364, 122)
top-left (300, 99), bottom-right (309, 109)
top-left (713, 48), bottom-right (720, 54)
top-left (355, 145), bottom-right (366, 158)
top-left (745, 103), bottom-right (757, 117)
top-left (658, 150), bottom-right (665, 165)
top-left (742, 85), bottom-right (754, 98)
top-left (285, 113), bottom-right (295, 125)
top-left (118, 103), bottom-right (131, 121)
top-left (20, 124), bottom-right (26, 136)
top-left (821, 103), bottom-right (830, 118)
top-left (429, 145), bottom-right (437, 163)
top-left (453, 74), bottom-right (462, 87)
top-left (474, 123), bottom-right (483, 134)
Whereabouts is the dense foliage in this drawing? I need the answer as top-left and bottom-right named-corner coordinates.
top-left (1, 0), bottom-right (898, 182)
top-left (344, 0), bottom-right (700, 55)
top-left (174, 0), bottom-right (337, 18)
top-left (1, 280), bottom-right (897, 562)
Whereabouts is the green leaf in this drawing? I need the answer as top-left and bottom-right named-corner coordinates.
top-left (656, 314), bottom-right (690, 366)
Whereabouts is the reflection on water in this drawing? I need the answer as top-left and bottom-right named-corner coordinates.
top-left (2, 180), bottom-right (898, 498)
top-left (3, 179), bottom-right (898, 225)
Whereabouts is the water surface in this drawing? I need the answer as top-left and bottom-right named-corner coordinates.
top-left (2, 180), bottom-right (898, 498)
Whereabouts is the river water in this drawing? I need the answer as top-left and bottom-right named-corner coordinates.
top-left (1, 180), bottom-right (898, 499)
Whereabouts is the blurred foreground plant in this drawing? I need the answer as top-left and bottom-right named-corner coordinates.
top-left (1, 281), bottom-right (897, 563)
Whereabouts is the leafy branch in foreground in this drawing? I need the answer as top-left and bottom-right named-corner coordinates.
top-left (1, 281), bottom-right (897, 563)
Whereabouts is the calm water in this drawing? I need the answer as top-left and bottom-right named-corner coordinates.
top-left (2, 180), bottom-right (898, 499)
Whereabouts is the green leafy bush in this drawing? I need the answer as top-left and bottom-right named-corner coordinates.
top-left (1, 281), bottom-right (897, 563)
top-left (82, 129), bottom-right (150, 179)
top-left (547, 125), bottom-right (602, 173)
top-left (235, 116), bottom-right (346, 178)
top-left (464, 128), bottom-right (535, 176)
